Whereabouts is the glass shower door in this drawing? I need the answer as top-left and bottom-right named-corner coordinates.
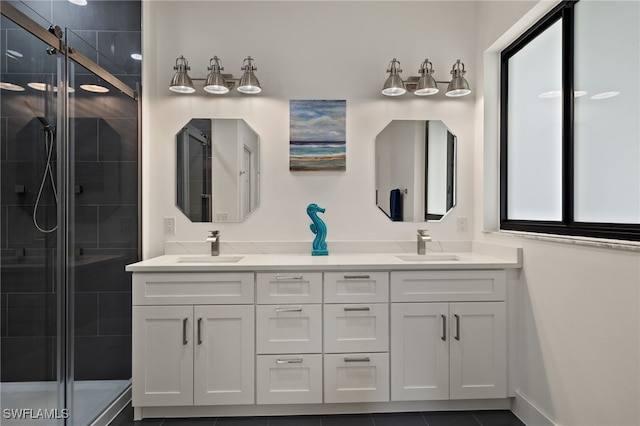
top-left (64, 29), bottom-right (138, 426)
top-left (1, 12), bottom-right (64, 425)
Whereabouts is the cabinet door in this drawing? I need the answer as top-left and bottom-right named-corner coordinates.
top-left (193, 305), bottom-right (255, 405)
top-left (449, 302), bottom-right (507, 400)
top-left (324, 303), bottom-right (389, 353)
top-left (390, 303), bottom-right (449, 401)
top-left (132, 305), bottom-right (193, 407)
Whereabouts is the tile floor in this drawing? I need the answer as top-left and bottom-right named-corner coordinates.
top-left (110, 404), bottom-right (526, 426)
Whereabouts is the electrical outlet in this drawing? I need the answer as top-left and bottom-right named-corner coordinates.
top-left (216, 213), bottom-right (229, 222)
top-left (457, 217), bottom-right (467, 233)
top-left (164, 217), bottom-right (176, 235)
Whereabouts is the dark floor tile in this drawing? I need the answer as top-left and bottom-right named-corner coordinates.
top-left (472, 410), bottom-right (525, 426)
top-left (422, 412), bottom-right (481, 426)
top-left (372, 412), bottom-right (427, 426)
top-left (321, 414), bottom-right (373, 426)
top-left (213, 417), bottom-right (268, 426)
top-left (267, 415), bottom-right (321, 426)
top-left (161, 418), bottom-right (215, 426)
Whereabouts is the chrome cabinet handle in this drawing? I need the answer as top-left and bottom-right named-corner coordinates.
top-left (441, 314), bottom-right (447, 341)
top-left (275, 306), bottom-right (303, 313)
top-left (276, 358), bottom-right (303, 364)
top-left (275, 275), bottom-right (303, 281)
top-left (344, 356), bottom-right (370, 363)
top-left (182, 318), bottom-right (188, 345)
top-left (455, 314), bottom-right (460, 341)
top-left (197, 318), bottom-right (202, 345)
top-left (343, 306), bottom-right (370, 312)
top-left (343, 275), bottom-right (371, 280)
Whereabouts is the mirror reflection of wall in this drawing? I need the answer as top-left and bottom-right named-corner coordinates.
top-left (375, 120), bottom-right (456, 222)
top-left (176, 119), bottom-right (260, 223)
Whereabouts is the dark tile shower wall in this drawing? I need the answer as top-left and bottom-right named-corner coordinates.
top-left (1, 1), bottom-right (140, 382)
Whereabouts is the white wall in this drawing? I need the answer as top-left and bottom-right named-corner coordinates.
top-left (474, 2), bottom-right (640, 425)
top-left (142, 0), bottom-right (477, 258)
top-left (143, 2), bottom-right (640, 425)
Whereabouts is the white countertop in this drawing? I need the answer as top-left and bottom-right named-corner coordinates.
top-left (126, 241), bottom-right (521, 272)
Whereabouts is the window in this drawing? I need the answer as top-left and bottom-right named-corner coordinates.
top-left (500, 0), bottom-right (640, 241)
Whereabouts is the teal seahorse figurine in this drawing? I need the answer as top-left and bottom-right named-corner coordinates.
top-left (307, 203), bottom-right (328, 256)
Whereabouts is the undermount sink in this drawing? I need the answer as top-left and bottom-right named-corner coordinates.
top-left (396, 254), bottom-right (460, 262)
top-left (176, 255), bottom-right (244, 264)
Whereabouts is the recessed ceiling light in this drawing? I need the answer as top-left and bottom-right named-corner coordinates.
top-left (538, 90), bottom-right (561, 99)
top-left (6, 49), bottom-right (23, 59)
top-left (80, 84), bottom-right (109, 93)
top-left (538, 90), bottom-right (588, 98)
top-left (28, 82), bottom-right (75, 93)
top-left (68, 0), bottom-right (88, 5)
top-left (28, 82), bottom-right (53, 92)
top-left (0, 82), bottom-right (26, 91)
top-left (130, 53), bottom-right (142, 61)
top-left (590, 91), bottom-right (620, 100)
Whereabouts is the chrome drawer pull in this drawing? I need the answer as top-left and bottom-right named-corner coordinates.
top-left (343, 275), bottom-right (371, 280)
top-left (275, 275), bottom-right (303, 281)
top-left (343, 306), bottom-right (370, 312)
top-left (275, 306), bottom-right (303, 313)
top-left (182, 318), bottom-right (188, 345)
top-left (276, 358), bottom-right (303, 364)
top-left (344, 356), bottom-right (370, 363)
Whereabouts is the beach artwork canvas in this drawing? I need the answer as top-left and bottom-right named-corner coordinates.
top-left (290, 100), bottom-right (346, 171)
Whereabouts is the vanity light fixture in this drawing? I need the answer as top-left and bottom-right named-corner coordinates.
top-left (382, 58), bottom-right (471, 98)
top-left (0, 82), bottom-right (26, 92)
top-left (445, 59), bottom-right (471, 97)
top-left (382, 58), bottom-right (407, 96)
top-left (170, 55), bottom-right (262, 95)
top-left (169, 55), bottom-right (195, 93)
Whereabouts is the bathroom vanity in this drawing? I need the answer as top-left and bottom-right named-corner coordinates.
top-left (126, 242), bottom-right (521, 420)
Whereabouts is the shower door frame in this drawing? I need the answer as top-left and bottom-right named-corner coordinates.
top-left (0, 1), bottom-right (141, 424)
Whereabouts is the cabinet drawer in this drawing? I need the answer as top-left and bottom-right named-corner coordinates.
top-left (324, 272), bottom-right (388, 303)
top-left (324, 304), bottom-right (389, 353)
top-left (256, 354), bottom-right (322, 404)
top-left (256, 304), bottom-right (322, 354)
top-left (324, 353), bottom-right (389, 403)
top-left (256, 272), bottom-right (322, 304)
top-left (133, 272), bottom-right (254, 305)
top-left (390, 270), bottom-right (506, 302)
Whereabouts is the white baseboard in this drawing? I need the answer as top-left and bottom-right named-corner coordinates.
top-left (511, 391), bottom-right (558, 426)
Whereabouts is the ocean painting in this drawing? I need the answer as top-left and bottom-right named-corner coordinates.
top-left (290, 100), bottom-right (346, 171)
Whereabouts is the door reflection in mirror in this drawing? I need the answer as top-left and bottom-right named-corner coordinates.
top-left (375, 120), bottom-right (456, 222)
top-left (176, 119), bottom-right (260, 223)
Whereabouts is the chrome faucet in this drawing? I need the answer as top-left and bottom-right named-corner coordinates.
top-left (417, 229), bottom-right (431, 255)
top-left (206, 230), bottom-right (220, 256)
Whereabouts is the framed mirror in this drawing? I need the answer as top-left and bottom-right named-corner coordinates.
top-left (375, 120), bottom-right (456, 222)
top-left (176, 118), bottom-right (260, 222)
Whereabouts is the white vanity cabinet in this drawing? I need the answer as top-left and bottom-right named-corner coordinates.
top-left (255, 272), bottom-right (323, 405)
top-left (132, 273), bottom-right (255, 407)
top-left (390, 270), bottom-right (507, 401)
top-left (128, 248), bottom-right (521, 419)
